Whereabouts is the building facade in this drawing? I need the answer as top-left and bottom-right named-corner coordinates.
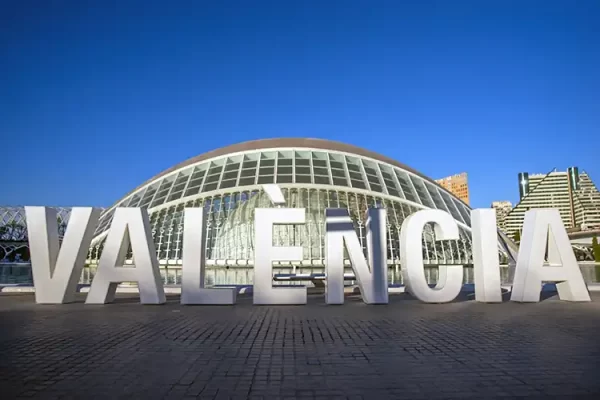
top-left (491, 201), bottom-right (513, 233)
top-left (435, 172), bottom-right (470, 205)
top-left (505, 167), bottom-right (600, 236)
top-left (1, 139), bottom-right (517, 286)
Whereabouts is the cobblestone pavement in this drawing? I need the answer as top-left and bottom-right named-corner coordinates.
top-left (1, 292), bottom-right (600, 400)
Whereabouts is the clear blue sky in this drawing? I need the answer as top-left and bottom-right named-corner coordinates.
top-left (2, 0), bottom-right (599, 209)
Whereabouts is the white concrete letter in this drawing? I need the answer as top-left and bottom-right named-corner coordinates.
top-left (400, 209), bottom-right (462, 303)
top-left (253, 208), bottom-right (307, 305)
top-left (181, 208), bottom-right (236, 305)
top-left (324, 208), bottom-right (388, 305)
top-left (511, 209), bottom-right (590, 302)
top-left (262, 184), bottom-right (287, 206)
top-left (471, 209), bottom-right (502, 302)
top-left (25, 207), bottom-right (101, 304)
top-left (85, 208), bottom-right (166, 304)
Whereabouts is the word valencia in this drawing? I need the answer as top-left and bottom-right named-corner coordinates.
top-left (24, 205), bottom-right (591, 306)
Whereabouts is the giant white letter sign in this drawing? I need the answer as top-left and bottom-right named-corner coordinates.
top-left (511, 209), bottom-right (590, 302)
top-left (85, 208), bottom-right (166, 304)
top-left (325, 208), bottom-right (388, 304)
top-left (400, 209), bottom-right (462, 303)
top-left (471, 209), bottom-right (502, 302)
top-left (253, 208), bottom-right (307, 305)
top-left (181, 208), bottom-right (236, 305)
top-left (25, 207), bottom-right (101, 304)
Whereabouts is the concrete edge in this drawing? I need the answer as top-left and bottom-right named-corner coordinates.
top-left (3, 283), bottom-right (600, 294)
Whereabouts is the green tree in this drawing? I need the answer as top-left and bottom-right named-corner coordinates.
top-left (593, 236), bottom-right (600, 282)
top-left (0, 221), bottom-right (27, 241)
top-left (512, 230), bottom-right (521, 243)
top-left (57, 216), bottom-right (67, 238)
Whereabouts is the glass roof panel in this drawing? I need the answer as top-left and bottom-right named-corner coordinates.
top-left (409, 176), bottom-right (436, 209)
top-left (394, 170), bottom-right (420, 204)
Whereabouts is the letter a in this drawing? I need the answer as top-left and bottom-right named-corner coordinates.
top-left (511, 209), bottom-right (590, 302)
top-left (86, 208), bottom-right (166, 304)
top-left (25, 207), bottom-right (101, 304)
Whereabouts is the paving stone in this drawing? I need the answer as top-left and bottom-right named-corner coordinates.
top-left (1, 292), bottom-right (600, 399)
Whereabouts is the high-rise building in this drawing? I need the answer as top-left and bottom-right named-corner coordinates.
top-left (505, 167), bottom-right (600, 236)
top-left (435, 172), bottom-right (470, 205)
top-left (491, 201), bottom-right (513, 233)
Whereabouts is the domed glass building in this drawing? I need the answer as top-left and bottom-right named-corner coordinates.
top-left (83, 138), bottom-right (517, 286)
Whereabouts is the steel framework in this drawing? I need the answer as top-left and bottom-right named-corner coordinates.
top-left (1, 139), bottom-right (524, 285)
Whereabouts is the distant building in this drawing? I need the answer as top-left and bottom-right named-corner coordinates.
top-left (505, 167), bottom-right (600, 236)
top-left (435, 172), bottom-right (470, 205)
top-left (0, 138), bottom-right (516, 286)
top-left (491, 201), bottom-right (513, 233)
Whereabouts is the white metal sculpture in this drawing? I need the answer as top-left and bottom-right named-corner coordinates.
top-left (25, 207), bottom-right (101, 304)
top-left (324, 208), bottom-right (388, 304)
top-left (181, 208), bottom-right (236, 305)
top-left (20, 201), bottom-right (594, 306)
top-left (253, 208), bottom-right (307, 305)
top-left (400, 209), bottom-right (463, 303)
top-left (511, 209), bottom-right (591, 302)
top-left (471, 209), bottom-right (502, 302)
top-left (85, 208), bottom-right (166, 304)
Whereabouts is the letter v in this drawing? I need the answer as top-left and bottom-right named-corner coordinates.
top-left (25, 207), bottom-right (101, 304)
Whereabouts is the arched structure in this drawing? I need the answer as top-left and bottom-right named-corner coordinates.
top-left (83, 138), bottom-right (517, 285)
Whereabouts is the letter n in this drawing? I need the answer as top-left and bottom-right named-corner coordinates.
top-left (325, 208), bottom-right (388, 305)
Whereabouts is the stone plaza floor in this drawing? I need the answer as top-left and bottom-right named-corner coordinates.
top-left (1, 291), bottom-right (600, 400)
